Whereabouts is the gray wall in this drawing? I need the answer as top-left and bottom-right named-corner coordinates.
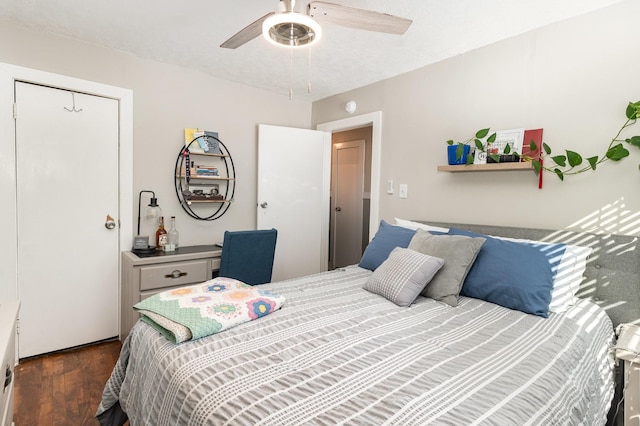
top-left (0, 21), bottom-right (311, 246)
top-left (312, 0), bottom-right (640, 236)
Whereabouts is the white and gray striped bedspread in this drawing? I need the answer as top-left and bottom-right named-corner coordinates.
top-left (97, 266), bottom-right (615, 425)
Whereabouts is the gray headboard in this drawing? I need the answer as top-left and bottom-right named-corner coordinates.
top-left (417, 221), bottom-right (640, 328)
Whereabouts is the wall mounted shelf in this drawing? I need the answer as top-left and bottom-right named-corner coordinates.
top-left (174, 135), bottom-right (236, 220)
top-left (175, 173), bottom-right (234, 182)
top-left (437, 162), bottom-right (534, 173)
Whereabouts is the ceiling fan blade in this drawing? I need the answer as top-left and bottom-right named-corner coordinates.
top-left (220, 12), bottom-right (275, 49)
top-left (308, 1), bottom-right (412, 35)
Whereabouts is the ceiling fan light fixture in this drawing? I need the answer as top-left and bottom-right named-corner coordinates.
top-left (262, 12), bottom-right (322, 48)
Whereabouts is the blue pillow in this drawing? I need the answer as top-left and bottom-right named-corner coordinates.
top-left (359, 220), bottom-right (416, 271)
top-left (448, 227), bottom-right (566, 318)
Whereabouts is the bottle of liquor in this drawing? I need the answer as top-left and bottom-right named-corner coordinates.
top-left (155, 216), bottom-right (167, 250)
top-left (167, 216), bottom-right (179, 250)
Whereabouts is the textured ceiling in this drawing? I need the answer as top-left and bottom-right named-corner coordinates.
top-left (0, 0), bottom-right (625, 102)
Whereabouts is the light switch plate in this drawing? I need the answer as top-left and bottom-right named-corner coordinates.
top-left (387, 179), bottom-right (394, 194)
top-left (399, 184), bottom-right (408, 199)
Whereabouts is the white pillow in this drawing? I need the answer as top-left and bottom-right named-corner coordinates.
top-left (548, 244), bottom-right (591, 312)
top-left (394, 218), bottom-right (449, 233)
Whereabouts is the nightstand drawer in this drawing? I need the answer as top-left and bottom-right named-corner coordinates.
top-left (140, 259), bottom-right (210, 291)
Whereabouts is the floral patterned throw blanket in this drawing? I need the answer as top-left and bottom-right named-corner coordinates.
top-left (134, 277), bottom-right (286, 343)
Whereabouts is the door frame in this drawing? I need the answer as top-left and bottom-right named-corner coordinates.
top-left (317, 111), bottom-right (382, 241)
top-left (0, 62), bottom-right (133, 302)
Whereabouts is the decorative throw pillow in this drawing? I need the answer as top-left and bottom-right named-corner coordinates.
top-left (449, 227), bottom-right (565, 318)
top-left (408, 229), bottom-right (485, 307)
top-left (359, 220), bottom-right (416, 271)
top-left (363, 247), bottom-right (444, 307)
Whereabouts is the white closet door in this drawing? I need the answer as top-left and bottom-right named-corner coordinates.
top-left (15, 82), bottom-right (119, 358)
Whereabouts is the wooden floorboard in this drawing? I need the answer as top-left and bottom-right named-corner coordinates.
top-left (14, 339), bottom-right (122, 426)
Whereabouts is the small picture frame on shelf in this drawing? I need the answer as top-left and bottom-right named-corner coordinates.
top-left (491, 128), bottom-right (525, 157)
top-left (474, 149), bottom-right (487, 165)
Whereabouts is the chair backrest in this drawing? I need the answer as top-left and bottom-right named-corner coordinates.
top-left (218, 229), bottom-right (278, 285)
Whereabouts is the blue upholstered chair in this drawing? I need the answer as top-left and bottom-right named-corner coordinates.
top-left (218, 229), bottom-right (278, 285)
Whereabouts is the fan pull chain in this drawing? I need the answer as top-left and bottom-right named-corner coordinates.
top-left (289, 48), bottom-right (294, 100)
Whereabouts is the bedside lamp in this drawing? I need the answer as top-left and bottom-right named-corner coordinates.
top-left (132, 190), bottom-right (161, 254)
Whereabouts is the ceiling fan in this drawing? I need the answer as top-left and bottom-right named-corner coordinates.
top-left (220, 0), bottom-right (412, 49)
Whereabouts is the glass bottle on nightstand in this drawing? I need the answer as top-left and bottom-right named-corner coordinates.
top-left (168, 216), bottom-right (179, 250)
top-left (155, 216), bottom-right (167, 250)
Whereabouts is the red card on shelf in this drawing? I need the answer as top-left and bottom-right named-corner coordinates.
top-left (521, 128), bottom-right (543, 161)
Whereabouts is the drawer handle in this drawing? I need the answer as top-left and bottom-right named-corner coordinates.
top-left (165, 270), bottom-right (188, 279)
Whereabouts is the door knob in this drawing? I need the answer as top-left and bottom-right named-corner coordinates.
top-left (335, 207), bottom-right (342, 212)
top-left (260, 202), bottom-right (268, 209)
top-left (105, 215), bottom-right (116, 230)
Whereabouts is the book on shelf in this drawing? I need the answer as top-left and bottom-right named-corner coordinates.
top-left (184, 128), bottom-right (222, 154)
top-left (184, 128), bottom-right (204, 153)
top-left (195, 167), bottom-right (219, 176)
top-left (487, 154), bottom-right (520, 163)
top-left (203, 131), bottom-right (222, 154)
top-left (179, 167), bottom-right (223, 178)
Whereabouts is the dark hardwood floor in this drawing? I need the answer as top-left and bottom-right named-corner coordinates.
top-left (14, 339), bottom-right (122, 426)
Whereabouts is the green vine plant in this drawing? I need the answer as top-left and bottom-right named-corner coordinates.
top-left (520, 100), bottom-right (640, 180)
top-left (446, 101), bottom-right (640, 180)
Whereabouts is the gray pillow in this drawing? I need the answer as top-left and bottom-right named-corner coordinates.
top-left (363, 247), bottom-right (444, 307)
top-left (408, 229), bottom-right (485, 307)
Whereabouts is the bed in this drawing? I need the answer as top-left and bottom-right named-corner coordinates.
top-left (97, 221), bottom-right (640, 426)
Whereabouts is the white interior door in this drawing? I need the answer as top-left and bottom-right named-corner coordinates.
top-left (15, 82), bottom-right (119, 358)
top-left (331, 140), bottom-right (365, 269)
top-left (257, 124), bottom-right (331, 281)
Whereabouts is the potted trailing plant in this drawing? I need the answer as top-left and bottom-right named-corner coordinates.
top-left (445, 100), bottom-right (640, 179)
top-left (446, 128), bottom-right (497, 165)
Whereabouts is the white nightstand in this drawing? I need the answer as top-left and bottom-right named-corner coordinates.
top-left (120, 245), bottom-right (222, 340)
